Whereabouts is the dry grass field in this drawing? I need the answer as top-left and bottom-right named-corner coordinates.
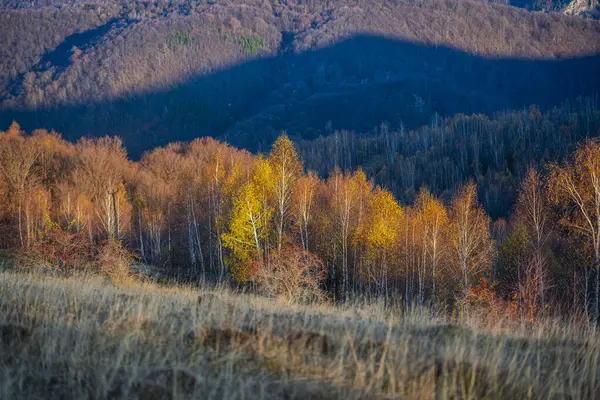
top-left (1, 270), bottom-right (599, 399)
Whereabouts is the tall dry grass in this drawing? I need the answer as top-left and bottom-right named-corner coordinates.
top-left (0, 270), bottom-right (598, 399)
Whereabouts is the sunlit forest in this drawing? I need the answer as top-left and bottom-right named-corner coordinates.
top-left (2, 103), bottom-right (600, 322)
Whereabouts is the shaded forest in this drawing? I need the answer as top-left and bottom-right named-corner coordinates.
top-left (298, 97), bottom-right (600, 217)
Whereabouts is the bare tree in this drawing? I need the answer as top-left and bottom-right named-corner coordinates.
top-left (515, 167), bottom-right (552, 306)
top-left (255, 246), bottom-right (326, 304)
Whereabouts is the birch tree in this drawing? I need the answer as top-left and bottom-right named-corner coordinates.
top-left (515, 167), bottom-right (552, 306)
top-left (292, 172), bottom-right (318, 252)
top-left (354, 188), bottom-right (403, 304)
top-left (415, 187), bottom-right (449, 305)
top-left (448, 182), bottom-right (495, 299)
top-left (549, 140), bottom-right (600, 322)
top-left (269, 133), bottom-right (303, 254)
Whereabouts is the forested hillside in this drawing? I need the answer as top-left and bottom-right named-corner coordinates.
top-left (1, 0), bottom-right (600, 156)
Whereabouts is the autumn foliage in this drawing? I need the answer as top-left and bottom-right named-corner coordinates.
top-left (1, 123), bottom-right (600, 320)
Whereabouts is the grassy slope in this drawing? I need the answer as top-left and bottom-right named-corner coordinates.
top-left (1, 271), bottom-right (598, 399)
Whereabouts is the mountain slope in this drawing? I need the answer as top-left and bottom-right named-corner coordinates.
top-left (1, 0), bottom-right (599, 155)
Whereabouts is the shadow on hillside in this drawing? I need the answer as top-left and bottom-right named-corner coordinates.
top-left (1, 34), bottom-right (599, 157)
top-left (37, 18), bottom-right (123, 70)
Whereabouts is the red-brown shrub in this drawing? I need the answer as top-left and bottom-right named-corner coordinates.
top-left (253, 246), bottom-right (326, 304)
top-left (16, 227), bottom-right (94, 275)
top-left (458, 277), bottom-right (509, 323)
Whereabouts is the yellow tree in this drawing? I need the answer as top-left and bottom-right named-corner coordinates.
top-left (549, 139), bottom-right (600, 322)
top-left (222, 181), bottom-right (272, 281)
top-left (354, 188), bottom-right (403, 303)
top-left (179, 138), bottom-right (256, 279)
top-left (253, 156), bottom-right (276, 251)
top-left (415, 187), bottom-right (449, 305)
top-left (447, 182), bottom-right (495, 299)
top-left (269, 133), bottom-right (303, 253)
top-left (222, 158), bottom-right (274, 282)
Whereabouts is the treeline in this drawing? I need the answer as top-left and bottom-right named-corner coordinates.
top-left (1, 121), bottom-right (600, 321)
top-left (299, 98), bottom-right (600, 218)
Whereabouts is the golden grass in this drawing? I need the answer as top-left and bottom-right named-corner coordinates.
top-left (0, 271), bottom-right (599, 399)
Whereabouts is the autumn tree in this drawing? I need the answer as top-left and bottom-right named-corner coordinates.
top-left (402, 206), bottom-right (425, 305)
top-left (141, 144), bottom-right (186, 273)
top-left (73, 137), bottom-right (131, 242)
top-left (0, 171), bottom-right (6, 244)
top-left (138, 143), bottom-right (186, 261)
top-left (55, 180), bottom-right (94, 240)
top-left (549, 139), bottom-right (600, 322)
top-left (514, 167), bottom-right (552, 306)
top-left (207, 149), bottom-right (227, 278)
top-left (269, 133), bottom-right (303, 253)
top-left (0, 122), bottom-right (43, 247)
top-left (292, 171), bottom-right (319, 252)
top-left (415, 187), bottom-right (449, 305)
top-left (255, 246), bottom-right (326, 304)
top-left (447, 182), bottom-right (495, 299)
top-left (29, 128), bottom-right (75, 192)
top-left (135, 164), bottom-right (177, 265)
top-left (497, 223), bottom-right (530, 296)
top-left (181, 146), bottom-right (209, 277)
top-left (222, 158), bottom-right (274, 282)
top-left (354, 188), bottom-right (403, 304)
top-left (329, 168), bottom-right (372, 301)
